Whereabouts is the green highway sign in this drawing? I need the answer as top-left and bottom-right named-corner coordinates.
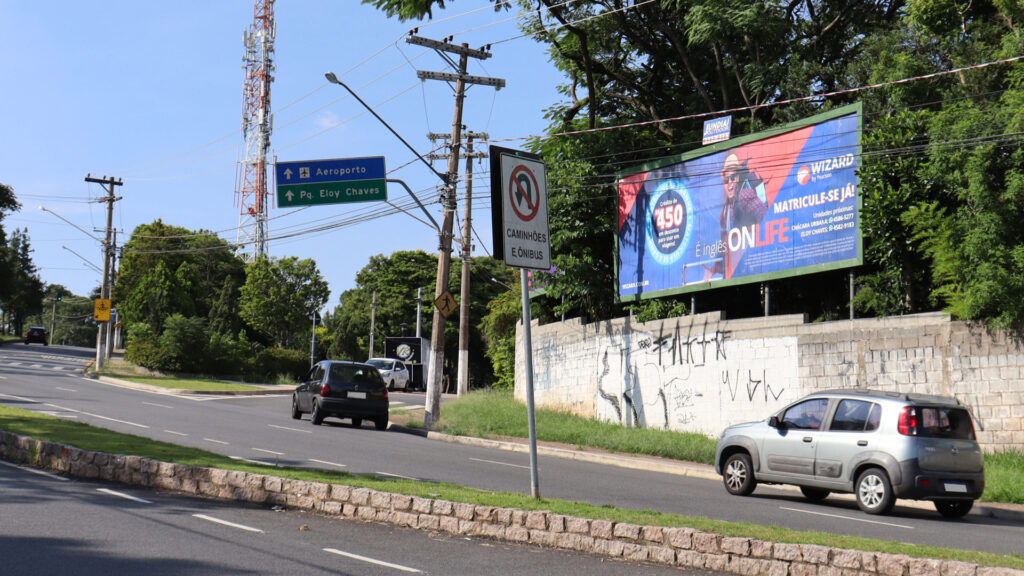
top-left (275, 157), bottom-right (387, 207)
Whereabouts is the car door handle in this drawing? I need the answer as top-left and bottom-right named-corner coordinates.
top-left (857, 440), bottom-right (868, 446)
top-left (803, 437), bottom-right (813, 443)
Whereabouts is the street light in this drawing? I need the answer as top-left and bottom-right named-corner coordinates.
top-left (39, 206), bottom-right (104, 243)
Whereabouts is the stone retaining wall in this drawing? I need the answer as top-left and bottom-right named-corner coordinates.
top-left (2, 429), bottom-right (1019, 576)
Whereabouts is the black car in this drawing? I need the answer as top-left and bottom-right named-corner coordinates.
top-left (291, 360), bottom-right (389, 430)
top-left (24, 326), bottom-right (48, 345)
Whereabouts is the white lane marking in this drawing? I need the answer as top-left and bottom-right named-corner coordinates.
top-left (97, 488), bottom-right (153, 504)
top-left (203, 438), bottom-right (229, 445)
top-left (229, 456), bottom-right (277, 467)
top-left (30, 364), bottom-right (42, 368)
top-left (323, 548), bottom-right (421, 573)
top-left (7, 362), bottom-right (21, 366)
top-left (252, 448), bottom-right (285, 456)
top-left (44, 403), bottom-right (149, 429)
top-left (193, 514), bottom-right (264, 533)
top-left (309, 458), bottom-right (347, 468)
top-left (0, 460), bottom-right (69, 481)
top-left (52, 367), bottom-right (66, 371)
top-left (779, 506), bottom-right (914, 529)
top-left (143, 402), bottom-right (173, 409)
top-left (0, 392), bottom-right (37, 402)
top-left (375, 471), bottom-right (418, 481)
top-left (55, 387), bottom-right (76, 392)
top-left (164, 430), bottom-right (188, 436)
top-left (469, 457), bottom-right (530, 470)
top-left (268, 424), bottom-right (312, 434)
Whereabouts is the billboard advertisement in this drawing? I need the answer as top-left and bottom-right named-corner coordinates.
top-left (617, 103), bottom-right (861, 301)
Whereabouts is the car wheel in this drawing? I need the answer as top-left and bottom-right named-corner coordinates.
top-left (291, 395), bottom-right (301, 420)
top-left (800, 486), bottom-right (830, 502)
top-left (856, 467), bottom-right (895, 514)
top-left (934, 499), bottom-right (974, 518)
top-left (311, 400), bottom-right (324, 425)
top-left (374, 415), bottom-right (388, 430)
top-left (722, 453), bottom-right (757, 496)
top-left (351, 418), bottom-right (363, 428)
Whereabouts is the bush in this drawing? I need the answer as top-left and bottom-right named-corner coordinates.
top-left (124, 322), bottom-right (171, 371)
top-left (157, 315), bottom-right (210, 373)
top-left (249, 347), bottom-right (309, 383)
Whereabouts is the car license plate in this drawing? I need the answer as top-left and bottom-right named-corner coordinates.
top-left (348, 391), bottom-right (366, 399)
top-left (944, 482), bottom-right (968, 493)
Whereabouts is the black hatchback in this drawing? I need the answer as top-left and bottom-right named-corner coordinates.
top-left (291, 360), bottom-right (389, 430)
top-left (24, 326), bottom-right (48, 345)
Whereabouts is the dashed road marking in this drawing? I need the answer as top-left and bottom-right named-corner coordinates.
top-left (375, 471), bottom-right (418, 481)
top-left (779, 506), bottom-right (914, 529)
top-left (323, 548), bottom-right (421, 573)
top-left (144, 402), bottom-right (173, 409)
top-left (309, 458), bottom-right (346, 468)
top-left (0, 460), bottom-right (69, 481)
top-left (98, 488), bottom-right (153, 504)
top-left (44, 403), bottom-right (149, 429)
top-left (469, 457), bottom-right (530, 470)
top-left (269, 424), bottom-right (312, 434)
top-left (203, 438), bottom-right (229, 445)
top-left (252, 448), bottom-right (284, 456)
top-left (164, 430), bottom-right (188, 436)
top-left (193, 514), bottom-right (264, 533)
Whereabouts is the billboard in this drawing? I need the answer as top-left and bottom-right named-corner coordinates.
top-left (616, 103), bottom-right (862, 301)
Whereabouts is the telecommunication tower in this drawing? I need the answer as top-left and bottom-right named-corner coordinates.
top-left (234, 0), bottom-right (276, 262)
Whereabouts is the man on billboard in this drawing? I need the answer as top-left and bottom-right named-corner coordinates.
top-left (706, 152), bottom-right (768, 279)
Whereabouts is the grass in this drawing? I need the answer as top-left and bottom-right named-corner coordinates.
top-left (0, 403), bottom-right (1021, 570)
top-left (432, 390), bottom-right (1024, 505)
top-left (103, 375), bottom-right (266, 392)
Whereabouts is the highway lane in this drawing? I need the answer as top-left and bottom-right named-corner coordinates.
top-left (2, 345), bottom-right (1023, 557)
top-left (0, 459), bottom-right (711, 576)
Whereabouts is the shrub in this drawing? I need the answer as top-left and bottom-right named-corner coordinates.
top-left (249, 347), bottom-right (308, 383)
top-left (157, 315), bottom-right (210, 373)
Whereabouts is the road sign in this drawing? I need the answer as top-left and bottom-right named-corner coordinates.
top-left (275, 157), bottom-right (387, 207)
top-left (434, 290), bottom-right (458, 319)
top-left (489, 146), bottom-right (551, 269)
top-left (94, 299), bottom-right (111, 322)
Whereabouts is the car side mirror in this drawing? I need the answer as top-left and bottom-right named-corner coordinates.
top-left (769, 416), bottom-right (782, 428)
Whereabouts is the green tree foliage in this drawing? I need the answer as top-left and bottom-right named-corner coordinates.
top-left (238, 256), bottom-right (330, 349)
top-left (116, 220), bottom-right (245, 335)
top-left (1, 228), bottom-right (45, 334)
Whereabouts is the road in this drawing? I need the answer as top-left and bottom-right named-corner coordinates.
top-left (0, 459), bottom-right (715, 576)
top-left (2, 344), bottom-right (1023, 558)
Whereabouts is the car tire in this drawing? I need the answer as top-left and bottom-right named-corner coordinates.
top-left (291, 395), bottom-right (301, 420)
top-left (934, 499), bottom-right (974, 518)
top-left (800, 487), bottom-right (830, 502)
top-left (722, 452), bottom-right (757, 496)
top-left (311, 400), bottom-right (324, 425)
top-left (351, 418), bottom-right (363, 428)
top-left (374, 416), bottom-right (388, 430)
top-left (856, 467), bottom-right (895, 514)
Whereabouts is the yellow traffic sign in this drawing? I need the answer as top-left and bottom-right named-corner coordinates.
top-left (94, 299), bottom-right (111, 322)
top-left (434, 290), bottom-right (458, 319)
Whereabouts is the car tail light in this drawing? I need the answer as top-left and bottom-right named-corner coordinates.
top-left (321, 381), bottom-right (331, 396)
top-left (898, 406), bottom-right (918, 436)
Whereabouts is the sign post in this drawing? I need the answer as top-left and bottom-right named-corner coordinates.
top-left (489, 146), bottom-right (550, 499)
top-left (275, 157), bottom-right (387, 207)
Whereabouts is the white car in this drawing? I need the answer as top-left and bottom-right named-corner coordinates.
top-left (366, 357), bottom-right (411, 391)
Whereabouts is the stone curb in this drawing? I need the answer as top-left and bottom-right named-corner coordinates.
top-left (92, 375), bottom-right (293, 396)
top-left (2, 429), bottom-right (1020, 576)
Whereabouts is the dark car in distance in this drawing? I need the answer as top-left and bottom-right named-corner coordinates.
top-left (24, 326), bottom-right (48, 345)
top-left (291, 360), bottom-right (389, 430)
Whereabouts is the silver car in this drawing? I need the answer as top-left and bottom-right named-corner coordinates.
top-left (715, 389), bottom-right (984, 517)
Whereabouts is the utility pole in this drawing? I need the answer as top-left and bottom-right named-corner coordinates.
top-left (85, 174), bottom-right (122, 370)
top-left (369, 290), bottom-right (378, 358)
top-left (409, 34), bottom-right (504, 428)
top-left (428, 131), bottom-right (488, 397)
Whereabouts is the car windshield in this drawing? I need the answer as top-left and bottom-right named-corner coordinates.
top-left (365, 359), bottom-right (391, 369)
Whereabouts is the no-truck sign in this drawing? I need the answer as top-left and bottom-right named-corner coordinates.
top-left (490, 146), bottom-right (551, 269)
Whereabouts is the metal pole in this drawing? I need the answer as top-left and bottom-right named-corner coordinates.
top-left (369, 290), bottom-right (377, 358)
top-left (521, 268), bottom-right (540, 498)
top-left (764, 283), bottom-right (770, 317)
top-left (416, 288), bottom-right (423, 338)
top-left (691, 295), bottom-right (696, 315)
top-left (310, 313), bottom-right (317, 367)
top-left (457, 136), bottom-right (475, 397)
top-left (49, 298), bottom-right (56, 346)
top-left (849, 272), bottom-right (855, 320)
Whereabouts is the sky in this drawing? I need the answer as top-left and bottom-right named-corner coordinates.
top-left (0, 1), bottom-right (565, 310)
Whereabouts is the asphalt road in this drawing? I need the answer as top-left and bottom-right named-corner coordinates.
top-left (2, 344), bottom-right (1023, 558)
top-left (0, 459), bottom-right (717, 576)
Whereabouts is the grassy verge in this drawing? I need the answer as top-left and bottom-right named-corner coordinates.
top-left (0, 403), bottom-right (1020, 570)
top-left (432, 390), bottom-right (1024, 505)
top-left (100, 374), bottom-right (266, 392)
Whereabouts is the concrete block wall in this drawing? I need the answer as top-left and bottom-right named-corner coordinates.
top-left (516, 312), bottom-right (1024, 451)
top-left (2, 430), bottom-right (1019, 576)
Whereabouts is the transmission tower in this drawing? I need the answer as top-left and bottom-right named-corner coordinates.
top-left (234, 0), bottom-right (276, 262)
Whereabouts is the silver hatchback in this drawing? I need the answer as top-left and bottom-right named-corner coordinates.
top-left (715, 389), bottom-right (984, 517)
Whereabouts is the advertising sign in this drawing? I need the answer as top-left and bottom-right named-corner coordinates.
top-left (275, 157), bottom-right (387, 207)
top-left (617, 103), bottom-right (861, 301)
top-left (702, 116), bottom-right (732, 145)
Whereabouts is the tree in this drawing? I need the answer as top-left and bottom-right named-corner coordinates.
top-left (1, 228), bottom-right (45, 335)
top-left (238, 256), bottom-right (330, 349)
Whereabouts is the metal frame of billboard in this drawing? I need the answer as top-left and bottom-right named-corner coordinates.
top-left (615, 103), bottom-right (863, 303)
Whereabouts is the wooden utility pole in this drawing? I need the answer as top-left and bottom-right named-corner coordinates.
top-left (428, 132), bottom-right (488, 397)
top-left (85, 174), bottom-right (122, 370)
top-left (408, 35), bottom-right (504, 428)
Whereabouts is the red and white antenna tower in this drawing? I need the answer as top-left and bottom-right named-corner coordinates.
top-left (235, 0), bottom-right (275, 262)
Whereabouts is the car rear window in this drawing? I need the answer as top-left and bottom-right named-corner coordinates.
top-left (916, 406), bottom-right (976, 439)
top-left (329, 364), bottom-right (384, 389)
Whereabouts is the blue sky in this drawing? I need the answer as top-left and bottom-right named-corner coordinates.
top-left (0, 1), bottom-right (564, 308)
